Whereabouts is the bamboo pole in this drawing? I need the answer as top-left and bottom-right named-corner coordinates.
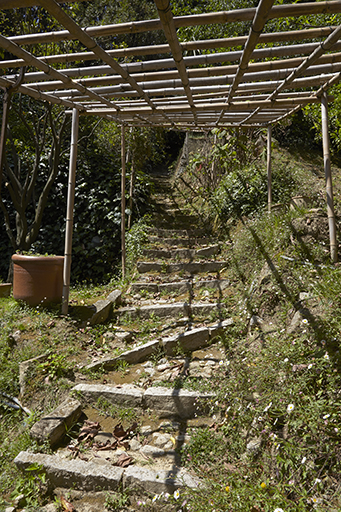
top-left (267, 125), bottom-right (272, 213)
top-left (14, 41), bottom-right (341, 85)
top-left (155, 0), bottom-right (197, 124)
top-left (127, 129), bottom-right (135, 231)
top-left (121, 125), bottom-right (127, 280)
top-left (25, 56), bottom-right (341, 97)
top-left (227, 0), bottom-right (275, 104)
top-left (86, 96), bottom-right (332, 116)
top-left (321, 93), bottom-right (338, 263)
top-left (2, 0), bottom-right (89, 8)
top-left (62, 108), bottom-right (79, 315)
top-left (268, 25), bottom-right (341, 101)
top-left (7, 1), bottom-right (341, 46)
top-left (1, 26), bottom-right (336, 69)
top-left (40, 0), bottom-right (175, 128)
top-left (0, 67), bottom-right (25, 195)
top-left (46, 66), bottom-right (340, 101)
top-left (0, 75), bottom-right (83, 110)
top-left (0, 34), bottom-right (122, 111)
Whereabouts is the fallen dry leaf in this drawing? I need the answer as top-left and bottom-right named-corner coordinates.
top-left (78, 421), bottom-right (100, 443)
top-left (60, 495), bottom-right (76, 511)
top-left (114, 453), bottom-right (133, 468)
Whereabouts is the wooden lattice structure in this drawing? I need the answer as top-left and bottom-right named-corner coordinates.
top-left (1, 0), bottom-right (341, 311)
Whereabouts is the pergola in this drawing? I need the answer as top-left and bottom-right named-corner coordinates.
top-left (0, 0), bottom-right (340, 313)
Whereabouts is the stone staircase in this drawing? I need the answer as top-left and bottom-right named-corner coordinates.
top-left (15, 171), bottom-right (234, 511)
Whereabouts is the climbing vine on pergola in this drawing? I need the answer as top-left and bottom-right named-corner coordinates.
top-left (0, 0), bottom-right (340, 312)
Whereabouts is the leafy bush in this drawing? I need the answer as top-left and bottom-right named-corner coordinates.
top-left (212, 162), bottom-right (296, 223)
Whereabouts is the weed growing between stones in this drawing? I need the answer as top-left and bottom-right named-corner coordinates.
top-left (105, 489), bottom-right (130, 511)
top-left (126, 217), bottom-right (150, 278)
top-left (95, 397), bottom-right (138, 424)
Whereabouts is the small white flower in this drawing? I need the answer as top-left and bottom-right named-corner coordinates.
top-left (301, 456), bottom-right (307, 464)
top-left (302, 318), bottom-right (308, 324)
top-left (274, 508), bottom-right (284, 512)
top-left (284, 358), bottom-right (289, 363)
top-left (308, 363), bottom-right (313, 369)
top-left (323, 414), bottom-right (330, 420)
top-left (219, 360), bottom-right (224, 366)
top-left (314, 478), bottom-right (322, 484)
top-left (324, 353), bottom-right (330, 360)
top-left (334, 427), bottom-right (339, 433)
top-left (174, 490), bottom-right (180, 500)
top-left (264, 402), bottom-right (272, 412)
top-left (287, 403), bottom-right (295, 413)
top-left (152, 495), bottom-right (159, 503)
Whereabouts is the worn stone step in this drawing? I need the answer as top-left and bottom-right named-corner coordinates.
top-left (130, 278), bottom-right (230, 295)
top-left (86, 319), bottom-right (233, 370)
top-left (148, 236), bottom-right (214, 247)
top-left (14, 452), bottom-right (198, 494)
top-left (149, 212), bottom-right (198, 225)
top-left (114, 301), bottom-right (224, 320)
top-left (137, 260), bottom-right (228, 274)
top-left (145, 227), bottom-right (209, 238)
top-left (30, 398), bottom-right (82, 447)
top-left (142, 244), bottom-right (220, 260)
top-left (73, 384), bottom-right (213, 419)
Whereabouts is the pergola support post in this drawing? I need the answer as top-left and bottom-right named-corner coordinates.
top-left (121, 125), bottom-right (126, 280)
top-left (321, 92), bottom-right (338, 263)
top-left (62, 108), bottom-right (79, 315)
top-left (267, 125), bottom-right (272, 213)
top-left (0, 90), bottom-right (10, 195)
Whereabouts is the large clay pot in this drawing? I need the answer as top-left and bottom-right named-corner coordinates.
top-left (12, 254), bottom-right (64, 306)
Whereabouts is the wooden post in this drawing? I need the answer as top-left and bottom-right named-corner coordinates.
top-left (321, 92), bottom-right (338, 263)
top-left (267, 125), bottom-right (272, 213)
top-left (121, 124), bottom-right (126, 279)
top-left (62, 108), bottom-right (79, 315)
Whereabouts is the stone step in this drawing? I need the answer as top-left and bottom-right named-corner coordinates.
top-left (130, 278), bottom-right (230, 295)
top-left (114, 301), bottom-right (225, 320)
top-left (150, 212), bottom-right (198, 223)
top-left (14, 451), bottom-right (198, 494)
top-left (145, 227), bottom-right (209, 238)
top-left (142, 244), bottom-right (220, 260)
top-left (137, 260), bottom-right (228, 274)
top-left (148, 236), bottom-right (214, 247)
top-left (86, 319), bottom-right (233, 370)
top-left (73, 384), bottom-right (213, 419)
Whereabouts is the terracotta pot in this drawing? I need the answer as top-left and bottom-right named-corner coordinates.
top-left (12, 254), bottom-right (64, 306)
top-left (0, 283), bottom-right (12, 297)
